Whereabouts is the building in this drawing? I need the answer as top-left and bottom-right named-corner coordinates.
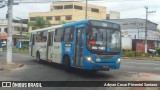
top-left (109, 18), bottom-right (160, 52)
top-left (106, 11), bottom-right (120, 20)
top-left (0, 19), bottom-right (28, 46)
top-left (29, 1), bottom-right (107, 32)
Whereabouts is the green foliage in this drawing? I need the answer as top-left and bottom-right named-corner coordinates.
top-left (2, 48), bottom-right (29, 54)
top-left (122, 51), bottom-right (134, 57)
top-left (122, 51), bottom-right (153, 57)
top-left (59, 20), bottom-right (67, 24)
top-left (22, 32), bottom-right (30, 39)
top-left (155, 48), bottom-right (160, 54)
top-left (28, 17), bottom-right (51, 29)
top-left (26, 33), bottom-right (30, 38)
top-left (13, 48), bottom-right (29, 54)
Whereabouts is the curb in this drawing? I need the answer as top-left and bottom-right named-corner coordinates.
top-left (121, 57), bottom-right (160, 61)
top-left (16, 63), bottom-right (24, 68)
top-left (138, 73), bottom-right (160, 77)
top-left (0, 63), bottom-right (24, 71)
top-left (129, 73), bottom-right (160, 90)
top-left (0, 67), bottom-right (3, 70)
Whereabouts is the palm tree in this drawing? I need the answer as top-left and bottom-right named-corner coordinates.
top-left (28, 17), bottom-right (51, 30)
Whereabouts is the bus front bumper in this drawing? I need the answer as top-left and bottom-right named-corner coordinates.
top-left (83, 62), bottom-right (121, 71)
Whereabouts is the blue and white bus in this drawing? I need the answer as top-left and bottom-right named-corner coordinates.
top-left (30, 19), bottom-right (122, 71)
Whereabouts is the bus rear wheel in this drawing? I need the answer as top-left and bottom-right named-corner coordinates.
top-left (63, 56), bottom-right (72, 72)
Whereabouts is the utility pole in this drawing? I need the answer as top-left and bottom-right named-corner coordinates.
top-left (144, 6), bottom-right (156, 53)
top-left (144, 6), bottom-right (148, 53)
top-left (85, 0), bottom-right (88, 19)
top-left (7, 0), bottom-right (13, 64)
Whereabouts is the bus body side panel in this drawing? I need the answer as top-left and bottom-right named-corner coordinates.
top-left (60, 31), bottom-right (76, 66)
top-left (38, 42), bottom-right (47, 60)
top-left (47, 26), bottom-right (63, 63)
top-left (52, 41), bottom-right (62, 63)
top-left (60, 21), bottom-right (88, 67)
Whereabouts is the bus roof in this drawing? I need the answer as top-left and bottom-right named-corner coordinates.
top-left (63, 19), bottom-right (120, 27)
top-left (30, 19), bottom-right (120, 33)
top-left (30, 25), bottom-right (62, 33)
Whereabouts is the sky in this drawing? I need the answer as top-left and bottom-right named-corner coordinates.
top-left (0, 0), bottom-right (160, 28)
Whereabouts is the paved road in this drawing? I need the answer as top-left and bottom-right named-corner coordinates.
top-left (0, 53), bottom-right (160, 90)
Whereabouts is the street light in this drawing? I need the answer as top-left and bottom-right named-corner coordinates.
top-left (144, 6), bottom-right (156, 53)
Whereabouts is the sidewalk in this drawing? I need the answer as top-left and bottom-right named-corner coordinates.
top-left (0, 60), bottom-right (24, 71)
top-left (121, 57), bottom-right (160, 61)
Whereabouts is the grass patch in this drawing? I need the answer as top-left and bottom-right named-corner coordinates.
top-left (122, 51), bottom-right (160, 60)
top-left (2, 47), bottom-right (29, 54)
top-left (13, 48), bottom-right (29, 54)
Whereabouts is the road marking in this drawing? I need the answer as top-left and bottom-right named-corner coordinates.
top-left (139, 73), bottom-right (160, 77)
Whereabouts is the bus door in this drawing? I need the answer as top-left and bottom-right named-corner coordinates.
top-left (74, 27), bottom-right (85, 67)
top-left (47, 31), bottom-right (54, 61)
top-left (31, 34), bottom-right (35, 57)
top-left (52, 28), bottom-right (63, 63)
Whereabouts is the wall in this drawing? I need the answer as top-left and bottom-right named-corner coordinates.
top-left (136, 40), bottom-right (155, 52)
top-left (29, 1), bottom-right (107, 32)
top-left (108, 11), bottom-right (120, 19)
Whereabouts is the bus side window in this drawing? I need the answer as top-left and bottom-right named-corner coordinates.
top-left (54, 28), bottom-right (63, 42)
top-left (41, 31), bottom-right (47, 42)
top-left (48, 32), bottom-right (54, 46)
top-left (63, 27), bottom-right (74, 42)
top-left (32, 34), bottom-right (35, 45)
top-left (36, 32), bottom-right (41, 42)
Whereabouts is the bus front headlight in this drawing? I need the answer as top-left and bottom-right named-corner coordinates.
top-left (85, 56), bottom-right (94, 63)
top-left (116, 58), bottom-right (121, 63)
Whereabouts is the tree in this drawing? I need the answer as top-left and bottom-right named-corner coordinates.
top-left (59, 20), bottom-right (67, 24)
top-left (28, 17), bottom-right (51, 30)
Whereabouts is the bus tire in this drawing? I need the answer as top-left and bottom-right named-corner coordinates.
top-left (63, 56), bottom-right (72, 72)
top-left (36, 52), bottom-right (41, 63)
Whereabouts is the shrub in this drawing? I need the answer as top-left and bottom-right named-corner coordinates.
top-left (122, 51), bottom-right (152, 57)
top-left (155, 48), bottom-right (160, 54)
top-left (122, 51), bottom-right (134, 57)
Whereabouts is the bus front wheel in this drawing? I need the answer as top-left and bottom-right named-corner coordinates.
top-left (63, 56), bottom-right (72, 72)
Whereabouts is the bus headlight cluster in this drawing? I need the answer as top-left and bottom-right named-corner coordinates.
top-left (116, 58), bottom-right (121, 63)
top-left (85, 56), bottom-right (94, 63)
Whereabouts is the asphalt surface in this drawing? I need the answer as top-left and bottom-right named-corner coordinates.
top-left (0, 52), bottom-right (160, 90)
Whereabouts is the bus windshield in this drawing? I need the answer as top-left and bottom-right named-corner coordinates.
top-left (87, 26), bottom-right (121, 53)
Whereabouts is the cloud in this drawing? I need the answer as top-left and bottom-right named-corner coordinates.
top-left (0, 0), bottom-right (159, 28)
top-left (0, 3), bottom-right (51, 19)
